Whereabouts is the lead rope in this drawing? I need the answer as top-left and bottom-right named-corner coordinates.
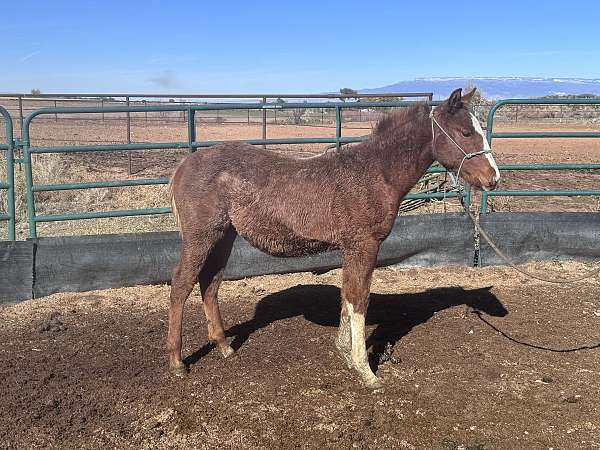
top-left (429, 107), bottom-right (600, 284)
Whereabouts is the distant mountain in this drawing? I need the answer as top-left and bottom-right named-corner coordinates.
top-left (360, 77), bottom-right (600, 99)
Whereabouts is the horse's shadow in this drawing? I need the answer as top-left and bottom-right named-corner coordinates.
top-left (185, 284), bottom-right (507, 371)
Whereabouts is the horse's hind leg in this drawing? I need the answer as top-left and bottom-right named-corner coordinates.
top-left (167, 227), bottom-right (225, 376)
top-left (338, 240), bottom-right (382, 390)
top-left (199, 226), bottom-right (237, 358)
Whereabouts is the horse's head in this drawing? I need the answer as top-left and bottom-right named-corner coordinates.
top-left (430, 88), bottom-right (500, 191)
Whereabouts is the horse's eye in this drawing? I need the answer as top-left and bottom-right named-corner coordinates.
top-left (461, 130), bottom-right (472, 137)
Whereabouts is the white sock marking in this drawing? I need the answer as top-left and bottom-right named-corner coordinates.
top-left (347, 303), bottom-right (378, 382)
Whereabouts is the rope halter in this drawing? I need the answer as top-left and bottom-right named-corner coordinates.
top-left (429, 107), bottom-right (491, 187)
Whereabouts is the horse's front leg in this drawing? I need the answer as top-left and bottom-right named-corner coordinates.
top-left (338, 240), bottom-right (382, 390)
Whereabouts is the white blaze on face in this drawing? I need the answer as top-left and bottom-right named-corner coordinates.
top-left (470, 113), bottom-right (500, 183)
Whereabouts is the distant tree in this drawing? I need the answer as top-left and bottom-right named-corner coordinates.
top-left (276, 97), bottom-right (286, 104)
top-left (339, 88), bottom-right (358, 101)
top-left (340, 87), bottom-right (357, 95)
top-left (30, 88), bottom-right (41, 96)
top-left (289, 100), bottom-right (308, 124)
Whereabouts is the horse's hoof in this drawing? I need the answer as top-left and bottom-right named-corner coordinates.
top-left (365, 377), bottom-right (384, 391)
top-left (219, 345), bottom-right (235, 359)
top-left (170, 364), bottom-right (188, 378)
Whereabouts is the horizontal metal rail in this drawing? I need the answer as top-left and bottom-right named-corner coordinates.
top-left (484, 189), bottom-right (600, 197)
top-left (27, 138), bottom-right (368, 154)
top-left (481, 189), bottom-right (600, 213)
top-left (34, 207), bottom-right (172, 223)
top-left (496, 163), bottom-right (600, 171)
top-left (493, 131), bottom-right (600, 139)
top-left (32, 177), bottom-right (170, 192)
top-left (0, 105), bottom-right (15, 240)
top-left (481, 98), bottom-right (600, 213)
top-left (22, 100), bottom-right (455, 238)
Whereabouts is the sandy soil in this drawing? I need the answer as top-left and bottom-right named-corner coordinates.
top-left (1, 262), bottom-right (599, 449)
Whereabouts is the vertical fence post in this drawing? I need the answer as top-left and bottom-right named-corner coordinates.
top-left (2, 110), bottom-right (16, 240)
top-left (247, 108), bottom-right (250, 124)
top-left (101, 98), bottom-right (105, 122)
top-left (22, 120), bottom-right (37, 238)
top-left (464, 182), bottom-right (472, 209)
top-left (144, 100), bottom-right (148, 123)
top-left (187, 108), bottom-right (196, 154)
top-left (335, 106), bottom-right (342, 149)
top-left (262, 96), bottom-right (267, 149)
top-left (18, 96), bottom-right (24, 132)
top-left (560, 105), bottom-right (564, 123)
top-left (480, 192), bottom-right (489, 214)
top-left (6, 142), bottom-right (15, 240)
top-left (126, 96), bottom-right (132, 174)
top-left (54, 100), bottom-right (58, 122)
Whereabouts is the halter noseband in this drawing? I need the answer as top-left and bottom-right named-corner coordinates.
top-left (429, 107), bottom-right (491, 186)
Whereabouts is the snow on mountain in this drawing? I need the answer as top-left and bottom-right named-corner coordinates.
top-left (360, 77), bottom-right (600, 99)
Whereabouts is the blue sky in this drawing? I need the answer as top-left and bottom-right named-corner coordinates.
top-left (2, 0), bottom-right (599, 93)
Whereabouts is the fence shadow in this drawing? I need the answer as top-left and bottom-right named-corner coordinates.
top-left (185, 284), bottom-right (507, 371)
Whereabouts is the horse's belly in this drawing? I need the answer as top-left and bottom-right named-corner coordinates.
top-left (240, 232), bottom-right (332, 257)
top-left (231, 213), bottom-right (334, 257)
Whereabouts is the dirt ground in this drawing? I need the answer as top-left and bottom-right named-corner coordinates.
top-left (1, 262), bottom-right (599, 449)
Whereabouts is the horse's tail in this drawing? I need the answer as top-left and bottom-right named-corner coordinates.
top-left (169, 160), bottom-right (184, 231)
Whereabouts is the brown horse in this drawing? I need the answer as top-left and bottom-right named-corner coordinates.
top-left (167, 88), bottom-right (499, 389)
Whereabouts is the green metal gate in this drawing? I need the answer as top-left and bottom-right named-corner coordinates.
top-left (11, 98), bottom-right (600, 239)
top-left (481, 98), bottom-right (600, 213)
top-left (0, 106), bottom-right (15, 240)
top-left (20, 100), bottom-right (463, 238)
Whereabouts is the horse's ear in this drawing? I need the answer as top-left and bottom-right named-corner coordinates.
top-left (447, 88), bottom-right (463, 113)
top-left (461, 87), bottom-right (477, 104)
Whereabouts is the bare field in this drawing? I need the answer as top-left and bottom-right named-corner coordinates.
top-left (1, 262), bottom-right (599, 449)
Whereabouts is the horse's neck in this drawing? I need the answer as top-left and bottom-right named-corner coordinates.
top-left (358, 117), bottom-right (435, 196)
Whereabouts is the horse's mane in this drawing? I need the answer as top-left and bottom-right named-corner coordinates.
top-left (372, 102), bottom-right (431, 139)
